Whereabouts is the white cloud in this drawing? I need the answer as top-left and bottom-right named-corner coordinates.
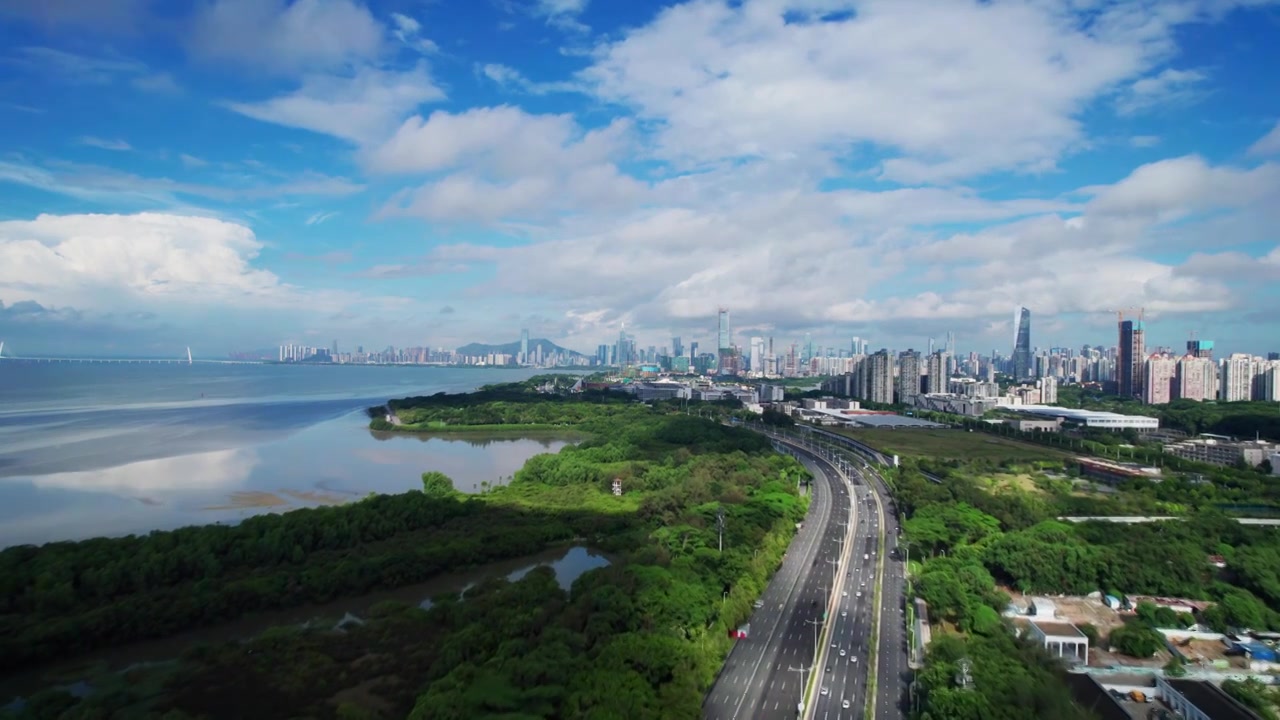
top-left (478, 63), bottom-right (582, 95)
top-left (1114, 67), bottom-right (1208, 115)
top-left (0, 213), bottom-right (296, 310)
top-left (1130, 135), bottom-right (1161, 148)
top-left (367, 107), bottom-right (638, 222)
top-left (188, 0), bottom-right (385, 75)
top-left (390, 12), bottom-right (439, 54)
top-left (366, 106), bottom-right (627, 175)
top-left (306, 210), bottom-right (338, 225)
top-left (575, 0), bottom-right (1247, 183)
top-left (1249, 120), bottom-right (1280, 157)
top-left (78, 136), bottom-right (132, 151)
top-left (534, 0), bottom-right (591, 32)
top-left (0, 159), bottom-right (363, 207)
top-left (400, 150), bottom-right (1279, 344)
top-left (227, 65), bottom-right (445, 144)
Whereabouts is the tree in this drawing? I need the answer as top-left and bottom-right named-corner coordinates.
top-left (1108, 621), bottom-right (1164, 658)
top-left (421, 471), bottom-right (458, 497)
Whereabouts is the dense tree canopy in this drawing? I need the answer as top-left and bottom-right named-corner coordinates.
top-left (3, 384), bottom-right (812, 720)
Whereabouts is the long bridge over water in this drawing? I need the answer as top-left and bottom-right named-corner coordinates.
top-left (0, 342), bottom-right (262, 365)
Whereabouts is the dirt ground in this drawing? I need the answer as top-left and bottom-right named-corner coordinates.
top-left (999, 590), bottom-right (1126, 632)
top-left (1054, 595), bottom-right (1126, 631)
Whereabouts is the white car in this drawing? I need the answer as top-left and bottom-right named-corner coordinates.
top-left (839, 648), bottom-right (847, 657)
top-left (856, 591), bottom-right (863, 598)
top-left (820, 686), bottom-right (829, 696)
top-left (841, 610), bottom-right (847, 617)
top-left (842, 699), bottom-right (851, 709)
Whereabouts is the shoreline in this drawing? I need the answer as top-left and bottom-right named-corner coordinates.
top-left (372, 421), bottom-right (586, 434)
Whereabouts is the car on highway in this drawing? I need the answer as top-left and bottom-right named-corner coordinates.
top-left (856, 591), bottom-right (862, 598)
top-left (842, 699), bottom-right (851, 709)
top-left (839, 648), bottom-right (846, 657)
top-left (841, 610), bottom-right (847, 617)
top-left (820, 686), bottom-right (829, 696)
top-left (753, 600), bottom-right (764, 609)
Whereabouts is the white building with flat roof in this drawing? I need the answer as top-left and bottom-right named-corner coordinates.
top-left (1009, 405), bottom-right (1159, 431)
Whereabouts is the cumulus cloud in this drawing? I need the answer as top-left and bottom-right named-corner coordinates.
top-left (0, 213), bottom-right (294, 310)
top-left (574, 0), bottom-right (1254, 183)
top-left (398, 149), bottom-right (1280, 345)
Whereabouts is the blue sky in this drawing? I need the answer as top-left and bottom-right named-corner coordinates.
top-left (0, 0), bottom-right (1278, 358)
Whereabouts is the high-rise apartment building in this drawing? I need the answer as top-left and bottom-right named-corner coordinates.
top-left (1118, 317), bottom-right (1146, 398)
top-left (897, 350), bottom-right (921, 405)
top-left (1039, 375), bottom-right (1058, 404)
top-left (520, 328), bottom-right (530, 365)
top-left (1144, 353), bottom-right (1176, 405)
top-left (1221, 353), bottom-right (1255, 402)
top-left (1013, 307), bottom-right (1032, 381)
top-left (1175, 356), bottom-right (1215, 402)
top-left (925, 350), bottom-right (950, 394)
top-left (868, 350), bottom-right (894, 404)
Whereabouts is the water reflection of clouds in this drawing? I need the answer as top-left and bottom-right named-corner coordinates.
top-left (27, 448), bottom-right (258, 497)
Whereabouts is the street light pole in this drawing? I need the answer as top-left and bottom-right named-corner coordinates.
top-left (788, 664), bottom-right (813, 717)
top-left (804, 616), bottom-right (822, 661)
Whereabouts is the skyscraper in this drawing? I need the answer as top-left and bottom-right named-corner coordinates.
top-left (716, 308), bottom-right (732, 374)
top-left (1013, 307), bottom-right (1032, 381)
top-left (897, 350), bottom-right (921, 404)
top-left (1118, 316), bottom-right (1146, 398)
top-left (520, 328), bottom-right (530, 365)
top-left (672, 336), bottom-right (683, 358)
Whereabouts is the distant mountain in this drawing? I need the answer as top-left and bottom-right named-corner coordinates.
top-left (456, 338), bottom-right (586, 358)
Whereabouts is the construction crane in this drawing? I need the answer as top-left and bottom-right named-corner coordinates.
top-left (1115, 307), bottom-right (1145, 324)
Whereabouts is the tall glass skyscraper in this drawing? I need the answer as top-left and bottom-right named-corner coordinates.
top-left (717, 308), bottom-right (731, 350)
top-left (1118, 318), bottom-right (1145, 398)
top-left (1013, 307), bottom-right (1032, 381)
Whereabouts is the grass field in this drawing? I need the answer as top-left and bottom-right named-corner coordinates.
top-left (831, 428), bottom-right (1072, 461)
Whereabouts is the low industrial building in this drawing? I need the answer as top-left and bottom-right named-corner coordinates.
top-left (1163, 436), bottom-right (1279, 469)
top-left (1009, 418), bottom-right (1063, 433)
top-left (1007, 405), bottom-right (1160, 431)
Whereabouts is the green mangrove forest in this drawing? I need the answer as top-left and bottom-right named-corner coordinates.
top-left (1, 378), bottom-right (810, 719)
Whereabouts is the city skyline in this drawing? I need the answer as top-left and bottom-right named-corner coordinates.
top-left (1, 1), bottom-right (1279, 356)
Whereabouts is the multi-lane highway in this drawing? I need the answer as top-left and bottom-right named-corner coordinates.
top-left (704, 442), bottom-right (853, 720)
top-left (704, 424), bottom-right (911, 720)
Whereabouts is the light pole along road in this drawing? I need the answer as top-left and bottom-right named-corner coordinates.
top-left (789, 425), bottom-right (912, 720)
top-left (725, 422), bottom-right (911, 720)
top-left (703, 437), bottom-right (855, 720)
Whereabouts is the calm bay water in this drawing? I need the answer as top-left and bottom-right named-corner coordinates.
top-left (0, 363), bottom-right (578, 548)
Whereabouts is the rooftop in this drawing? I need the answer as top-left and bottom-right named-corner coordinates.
top-left (1164, 678), bottom-right (1264, 720)
top-left (1031, 619), bottom-right (1087, 639)
top-left (1062, 674), bottom-right (1131, 720)
top-left (1012, 405), bottom-right (1156, 422)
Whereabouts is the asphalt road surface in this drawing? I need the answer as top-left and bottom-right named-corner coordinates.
top-left (703, 442), bottom-right (853, 720)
